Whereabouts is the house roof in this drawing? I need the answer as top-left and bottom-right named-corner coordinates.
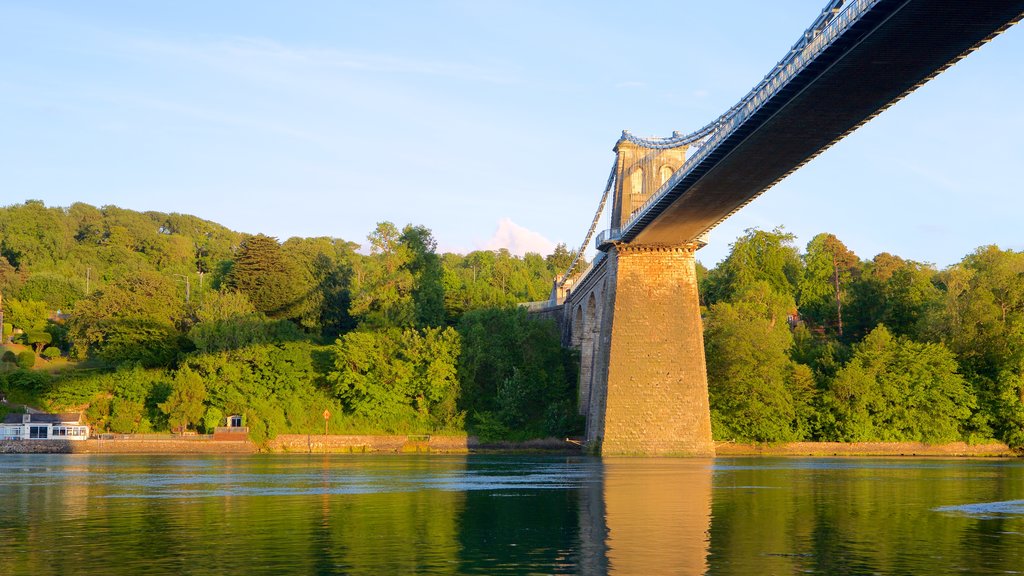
top-left (2, 413), bottom-right (84, 425)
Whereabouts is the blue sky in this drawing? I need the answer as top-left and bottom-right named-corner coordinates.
top-left (2, 1), bottom-right (1022, 268)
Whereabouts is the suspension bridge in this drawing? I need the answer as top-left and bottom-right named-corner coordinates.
top-left (541, 0), bottom-right (1024, 455)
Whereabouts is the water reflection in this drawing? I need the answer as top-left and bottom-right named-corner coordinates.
top-left (600, 458), bottom-right (712, 574)
top-left (2, 455), bottom-right (1024, 574)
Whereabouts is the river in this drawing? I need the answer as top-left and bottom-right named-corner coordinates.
top-left (0, 455), bottom-right (1022, 574)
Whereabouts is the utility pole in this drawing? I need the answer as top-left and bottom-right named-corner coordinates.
top-left (175, 274), bottom-right (191, 304)
top-left (85, 267), bottom-right (90, 294)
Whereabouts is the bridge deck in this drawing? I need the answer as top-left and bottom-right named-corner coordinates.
top-left (627, 0), bottom-right (1024, 246)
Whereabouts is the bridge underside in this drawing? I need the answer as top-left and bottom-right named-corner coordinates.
top-left (628, 0), bottom-right (1024, 245)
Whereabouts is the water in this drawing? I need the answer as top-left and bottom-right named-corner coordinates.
top-left (1, 455), bottom-right (1023, 575)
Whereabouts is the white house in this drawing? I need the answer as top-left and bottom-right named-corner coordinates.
top-left (0, 413), bottom-right (89, 441)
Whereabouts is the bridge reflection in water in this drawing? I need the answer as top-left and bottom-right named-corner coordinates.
top-left (580, 458), bottom-right (714, 574)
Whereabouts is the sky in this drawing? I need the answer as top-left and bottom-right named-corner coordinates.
top-left (1, 1), bottom-right (1022, 268)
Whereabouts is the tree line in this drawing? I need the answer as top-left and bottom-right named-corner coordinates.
top-left (0, 201), bottom-right (580, 442)
top-left (2, 200), bottom-right (1021, 448)
top-left (703, 227), bottom-right (1024, 447)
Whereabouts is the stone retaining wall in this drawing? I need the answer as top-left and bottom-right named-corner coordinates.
top-left (0, 439), bottom-right (256, 454)
top-left (265, 434), bottom-right (476, 453)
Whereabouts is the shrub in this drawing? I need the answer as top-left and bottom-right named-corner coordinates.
top-left (16, 350), bottom-right (35, 369)
top-left (42, 347), bottom-right (61, 360)
top-left (2, 323), bottom-right (11, 341)
top-left (1, 350), bottom-right (15, 363)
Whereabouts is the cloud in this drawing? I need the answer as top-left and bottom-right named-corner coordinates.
top-left (481, 218), bottom-right (556, 256)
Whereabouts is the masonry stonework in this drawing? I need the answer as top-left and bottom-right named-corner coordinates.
top-left (588, 242), bottom-right (714, 456)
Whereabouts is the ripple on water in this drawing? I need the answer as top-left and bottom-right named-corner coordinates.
top-left (935, 500), bottom-right (1024, 519)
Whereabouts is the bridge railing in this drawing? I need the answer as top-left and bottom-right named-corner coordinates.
top-left (622, 0), bottom-right (879, 236)
top-left (595, 228), bottom-right (621, 249)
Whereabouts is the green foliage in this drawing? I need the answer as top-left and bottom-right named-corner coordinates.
top-left (703, 227), bottom-right (802, 306)
top-left (41, 346), bottom-right (61, 359)
top-left (2, 350), bottom-right (15, 363)
top-left (457, 307), bottom-right (581, 439)
top-left (820, 326), bottom-right (974, 443)
top-left (330, 327), bottom-right (462, 429)
top-left (15, 273), bottom-right (84, 310)
top-left (3, 368), bottom-right (50, 393)
top-left (68, 270), bottom-right (183, 361)
top-left (400, 225), bottom-right (446, 328)
top-left (5, 298), bottom-right (49, 332)
top-left (798, 233), bottom-right (858, 336)
top-left (202, 405), bottom-right (224, 433)
top-left (226, 234), bottom-right (304, 320)
top-left (190, 316), bottom-right (303, 354)
top-left (705, 283), bottom-right (811, 442)
top-left (16, 350), bottom-right (35, 369)
top-left (26, 331), bottom-right (51, 353)
top-left (159, 366), bottom-right (207, 433)
top-left (2, 323), bottom-right (12, 341)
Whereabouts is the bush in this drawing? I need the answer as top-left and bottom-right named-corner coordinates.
top-left (16, 350), bottom-right (35, 369)
top-left (41, 347), bottom-right (61, 360)
top-left (1, 350), bottom-right (15, 363)
top-left (2, 323), bottom-right (11, 341)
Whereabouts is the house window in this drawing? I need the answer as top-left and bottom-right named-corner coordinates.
top-left (229, 416), bottom-right (243, 428)
top-left (29, 426), bottom-right (48, 439)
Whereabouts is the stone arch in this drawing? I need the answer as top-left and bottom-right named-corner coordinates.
top-left (629, 167), bottom-right (644, 210)
top-left (659, 164), bottom-right (674, 185)
top-left (573, 305), bottom-right (584, 347)
top-left (586, 293), bottom-right (597, 327)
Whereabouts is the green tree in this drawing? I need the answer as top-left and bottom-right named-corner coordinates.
top-left (799, 233), bottom-right (859, 336)
top-left (400, 225), bottom-right (445, 328)
top-left (329, 327), bottom-right (462, 429)
top-left (457, 307), bottom-right (580, 439)
top-left (159, 366), bottom-right (207, 433)
top-left (349, 222), bottom-right (416, 329)
top-left (5, 298), bottom-right (49, 333)
top-left (226, 234), bottom-right (303, 319)
top-left (702, 227), bottom-right (802, 305)
top-left (705, 282), bottom-right (811, 442)
top-left (820, 325), bottom-right (974, 442)
top-left (16, 350), bottom-right (35, 369)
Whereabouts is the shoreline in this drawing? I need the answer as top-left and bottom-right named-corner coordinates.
top-left (1, 437), bottom-right (1018, 456)
top-left (715, 441), bottom-right (1019, 457)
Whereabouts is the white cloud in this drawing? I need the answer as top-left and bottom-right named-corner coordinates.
top-left (480, 218), bottom-right (556, 256)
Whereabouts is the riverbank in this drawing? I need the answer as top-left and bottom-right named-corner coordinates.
top-left (2, 438), bottom-right (1018, 456)
top-left (0, 434), bottom-right (578, 455)
top-left (715, 441), bottom-right (1019, 457)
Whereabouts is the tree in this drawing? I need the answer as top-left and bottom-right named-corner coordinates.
top-left (159, 366), bottom-right (207, 434)
top-left (400, 225), bottom-right (445, 328)
top-left (845, 253), bottom-right (941, 341)
top-left (16, 350), bottom-right (35, 369)
top-left (799, 233), bottom-right (859, 336)
top-left (820, 325), bottom-right (974, 442)
top-left (225, 234), bottom-right (303, 319)
top-left (702, 227), bottom-right (802, 306)
top-left (704, 282), bottom-right (812, 442)
top-left (457, 307), bottom-right (580, 439)
top-left (349, 222), bottom-right (416, 329)
top-left (5, 298), bottom-right (49, 333)
top-left (329, 327), bottom-right (462, 429)
top-left (545, 243), bottom-right (575, 275)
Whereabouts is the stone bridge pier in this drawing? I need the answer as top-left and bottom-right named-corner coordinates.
top-left (556, 136), bottom-right (714, 456)
top-left (566, 241), bottom-right (713, 456)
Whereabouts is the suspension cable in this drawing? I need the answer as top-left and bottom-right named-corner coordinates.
top-left (558, 158), bottom-right (617, 287)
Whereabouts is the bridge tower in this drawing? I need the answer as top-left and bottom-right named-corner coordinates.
top-left (578, 135), bottom-right (713, 456)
